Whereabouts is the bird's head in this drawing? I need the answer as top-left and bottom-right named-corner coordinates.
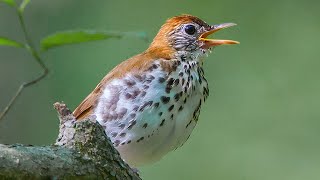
top-left (147, 14), bottom-right (239, 60)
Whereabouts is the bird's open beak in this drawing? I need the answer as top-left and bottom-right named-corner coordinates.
top-left (199, 23), bottom-right (239, 48)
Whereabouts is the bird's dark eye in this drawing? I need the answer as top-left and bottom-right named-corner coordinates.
top-left (184, 24), bottom-right (196, 35)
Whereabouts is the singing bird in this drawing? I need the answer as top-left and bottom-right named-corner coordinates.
top-left (73, 14), bottom-right (239, 167)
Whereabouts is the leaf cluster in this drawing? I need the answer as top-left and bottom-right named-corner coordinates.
top-left (0, 0), bottom-right (147, 120)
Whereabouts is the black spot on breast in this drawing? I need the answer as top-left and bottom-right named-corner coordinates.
top-left (137, 137), bottom-right (144, 142)
top-left (143, 123), bottom-right (148, 128)
top-left (145, 79), bottom-right (152, 84)
top-left (149, 64), bottom-right (158, 71)
top-left (161, 96), bottom-right (170, 104)
top-left (141, 91), bottom-right (147, 97)
top-left (178, 106), bottom-right (184, 111)
top-left (159, 112), bottom-right (163, 116)
top-left (174, 93), bottom-right (180, 101)
top-left (111, 132), bottom-right (118, 137)
top-left (113, 140), bottom-right (120, 147)
top-left (168, 105), bottom-right (174, 112)
top-left (139, 101), bottom-right (153, 112)
top-left (132, 90), bottom-right (140, 98)
top-left (203, 87), bottom-right (209, 97)
top-left (165, 86), bottom-right (172, 94)
top-left (160, 119), bottom-right (165, 126)
top-left (158, 77), bottom-right (165, 83)
top-left (125, 93), bottom-right (132, 99)
top-left (125, 80), bottom-right (136, 87)
top-left (128, 120), bottom-right (136, 130)
top-left (174, 79), bottom-right (180, 86)
top-left (186, 120), bottom-right (193, 128)
top-left (127, 140), bottom-right (131, 144)
top-left (134, 74), bottom-right (143, 82)
top-left (181, 55), bottom-right (186, 62)
top-left (119, 124), bottom-right (126, 129)
top-left (152, 64), bottom-right (158, 69)
top-left (192, 100), bottom-right (202, 121)
top-left (102, 113), bottom-right (111, 122)
top-left (171, 62), bottom-right (178, 71)
top-left (148, 75), bottom-right (155, 80)
top-left (143, 85), bottom-right (149, 89)
top-left (200, 67), bottom-right (204, 74)
top-left (154, 102), bottom-right (160, 108)
top-left (129, 113), bottom-right (136, 119)
top-left (133, 105), bottom-right (139, 112)
top-left (167, 78), bottom-right (174, 86)
top-left (119, 133), bottom-right (126, 137)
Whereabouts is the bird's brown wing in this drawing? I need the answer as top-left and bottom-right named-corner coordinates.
top-left (73, 82), bottom-right (103, 120)
top-left (73, 52), bottom-right (160, 120)
top-left (73, 64), bottom-right (130, 120)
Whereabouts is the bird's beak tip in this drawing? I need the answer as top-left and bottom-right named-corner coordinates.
top-left (199, 22), bottom-right (239, 47)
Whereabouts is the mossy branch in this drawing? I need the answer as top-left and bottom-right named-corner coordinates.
top-left (0, 102), bottom-right (141, 179)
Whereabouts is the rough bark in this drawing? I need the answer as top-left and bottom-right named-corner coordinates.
top-left (0, 102), bottom-right (141, 180)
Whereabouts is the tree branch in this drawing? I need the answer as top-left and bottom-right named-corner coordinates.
top-left (0, 102), bottom-right (141, 179)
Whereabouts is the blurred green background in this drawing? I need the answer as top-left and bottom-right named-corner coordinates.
top-left (1, 0), bottom-right (320, 179)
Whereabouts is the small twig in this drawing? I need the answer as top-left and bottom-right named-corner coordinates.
top-left (17, 8), bottom-right (49, 83)
top-left (0, 8), bottom-right (49, 121)
top-left (0, 84), bottom-right (24, 120)
top-left (0, 69), bottom-right (48, 120)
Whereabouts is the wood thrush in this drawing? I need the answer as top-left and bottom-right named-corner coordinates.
top-left (73, 14), bottom-right (239, 167)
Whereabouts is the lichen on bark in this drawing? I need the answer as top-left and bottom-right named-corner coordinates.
top-left (0, 102), bottom-right (141, 180)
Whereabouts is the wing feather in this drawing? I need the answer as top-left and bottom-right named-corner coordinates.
top-left (73, 52), bottom-right (158, 120)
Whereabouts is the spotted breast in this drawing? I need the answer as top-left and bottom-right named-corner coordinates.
top-left (93, 54), bottom-right (208, 166)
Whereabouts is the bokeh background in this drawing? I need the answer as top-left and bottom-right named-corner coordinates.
top-left (1, 0), bottom-right (320, 179)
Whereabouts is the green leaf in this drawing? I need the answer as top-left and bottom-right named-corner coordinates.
top-left (19, 0), bottom-right (30, 13)
top-left (0, 36), bottom-right (23, 48)
top-left (123, 31), bottom-right (149, 42)
top-left (1, 0), bottom-right (16, 7)
top-left (41, 30), bottom-right (142, 51)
